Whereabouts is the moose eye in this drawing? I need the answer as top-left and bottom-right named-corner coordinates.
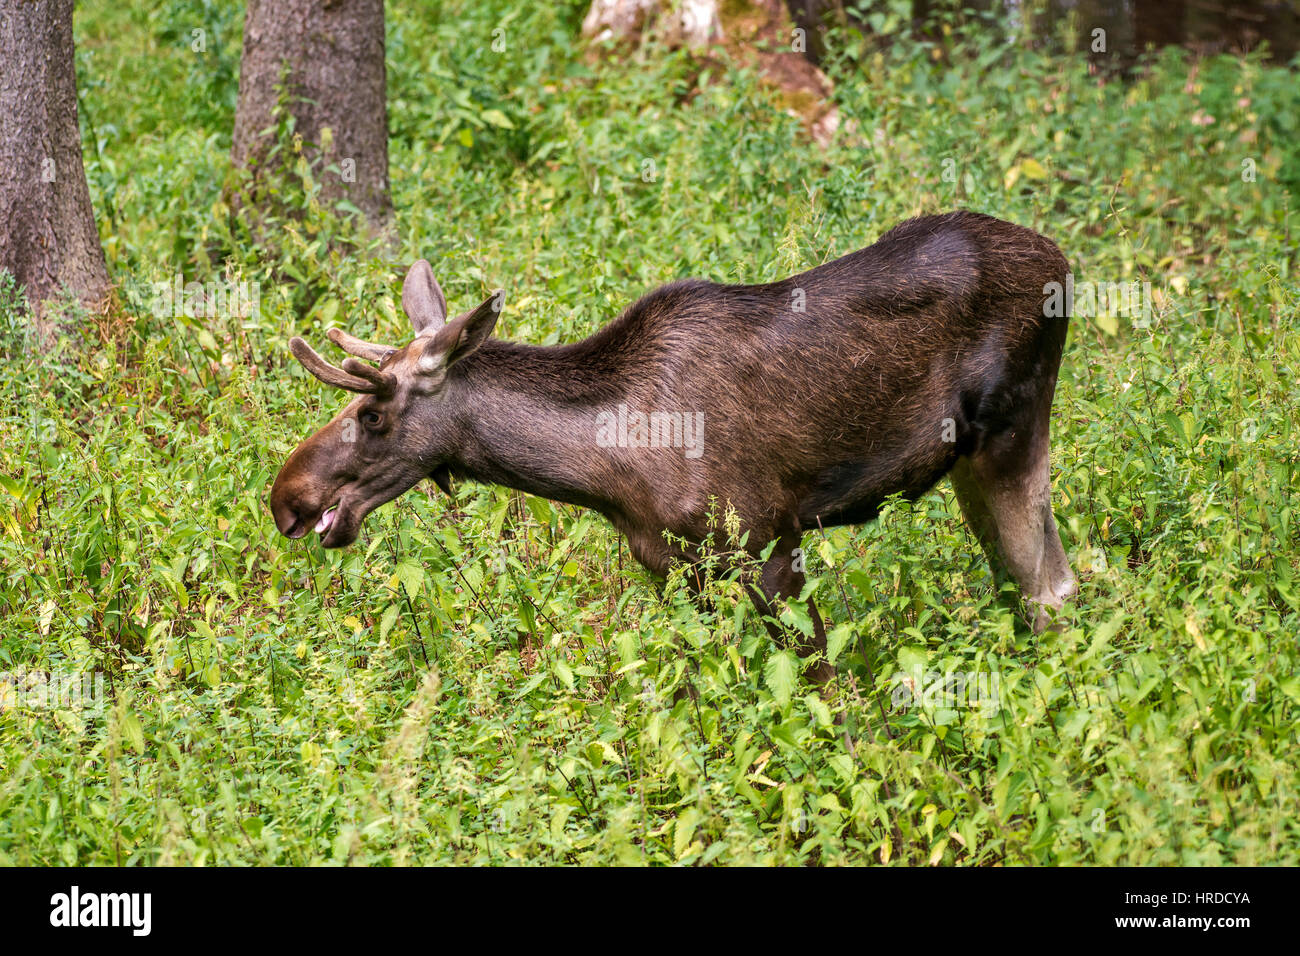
top-left (360, 410), bottom-right (384, 430)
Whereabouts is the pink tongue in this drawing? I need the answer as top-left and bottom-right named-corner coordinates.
top-left (314, 507), bottom-right (337, 534)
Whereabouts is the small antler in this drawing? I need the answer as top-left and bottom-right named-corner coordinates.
top-left (290, 337), bottom-right (395, 396)
top-left (341, 357), bottom-right (396, 393)
top-left (327, 327), bottom-right (395, 363)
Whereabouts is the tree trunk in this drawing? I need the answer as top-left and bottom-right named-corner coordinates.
top-left (0, 0), bottom-right (110, 337)
top-left (784, 0), bottom-right (839, 65)
top-left (231, 0), bottom-right (391, 228)
top-left (1134, 0), bottom-right (1186, 54)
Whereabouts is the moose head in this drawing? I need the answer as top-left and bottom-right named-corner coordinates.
top-left (268, 261), bottom-right (502, 547)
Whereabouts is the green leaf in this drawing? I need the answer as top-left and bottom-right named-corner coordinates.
top-left (525, 495), bottom-right (553, 526)
top-left (1278, 675), bottom-right (1300, 705)
top-left (392, 561), bottom-right (424, 600)
top-left (1162, 410), bottom-right (1188, 445)
top-left (1094, 312), bottom-right (1119, 336)
top-left (1020, 157), bottom-right (1048, 179)
top-left (120, 711), bottom-right (146, 755)
top-left (826, 623), bottom-right (853, 665)
top-left (480, 108), bottom-right (515, 129)
top-left (674, 807), bottom-right (701, 860)
top-left (316, 297), bottom-right (340, 326)
top-left (379, 604), bottom-right (401, 642)
top-left (764, 650), bottom-right (798, 708)
top-left (804, 693), bottom-right (833, 729)
top-left (898, 644), bottom-right (928, 676)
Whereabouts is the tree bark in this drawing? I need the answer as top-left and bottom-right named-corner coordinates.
top-left (231, 0), bottom-right (391, 228)
top-left (0, 0), bottom-right (110, 336)
top-left (1134, 0), bottom-right (1186, 53)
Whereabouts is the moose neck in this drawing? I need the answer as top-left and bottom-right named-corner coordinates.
top-left (447, 339), bottom-right (630, 514)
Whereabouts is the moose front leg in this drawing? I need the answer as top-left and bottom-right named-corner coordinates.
top-left (622, 523), bottom-right (834, 686)
top-left (747, 533), bottom-right (835, 686)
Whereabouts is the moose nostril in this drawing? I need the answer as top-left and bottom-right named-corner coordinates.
top-left (271, 499), bottom-right (308, 539)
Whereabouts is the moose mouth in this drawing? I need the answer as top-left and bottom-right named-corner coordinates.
top-left (315, 500), bottom-right (359, 548)
top-left (314, 504), bottom-right (339, 535)
top-left (270, 468), bottom-right (428, 550)
top-left (279, 500), bottom-right (352, 547)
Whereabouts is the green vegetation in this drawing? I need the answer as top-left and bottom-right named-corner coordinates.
top-left (0, 0), bottom-right (1296, 864)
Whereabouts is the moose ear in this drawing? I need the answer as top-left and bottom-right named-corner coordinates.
top-left (402, 259), bottom-right (449, 335)
top-left (419, 290), bottom-right (503, 374)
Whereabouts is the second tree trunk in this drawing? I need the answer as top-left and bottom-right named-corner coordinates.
top-left (231, 0), bottom-right (392, 228)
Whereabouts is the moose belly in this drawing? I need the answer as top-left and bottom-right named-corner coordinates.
top-left (797, 450), bottom-right (957, 529)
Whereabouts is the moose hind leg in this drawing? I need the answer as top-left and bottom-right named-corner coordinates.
top-left (949, 456), bottom-right (1012, 591)
top-left (959, 429), bottom-right (1076, 632)
top-left (747, 534), bottom-right (835, 686)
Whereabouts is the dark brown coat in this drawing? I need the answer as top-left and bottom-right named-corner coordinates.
top-left (271, 211), bottom-right (1077, 681)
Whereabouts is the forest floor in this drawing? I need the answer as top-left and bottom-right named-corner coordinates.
top-left (0, 1), bottom-right (1297, 863)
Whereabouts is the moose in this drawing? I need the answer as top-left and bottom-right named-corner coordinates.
top-left (270, 211), bottom-right (1077, 683)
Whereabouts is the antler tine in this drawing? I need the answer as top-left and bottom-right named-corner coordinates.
top-left (327, 327), bottom-right (395, 363)
top-left (341, 357), bottom-right (396, 397)
top-left (289, 337), bottom-right (383, 394)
